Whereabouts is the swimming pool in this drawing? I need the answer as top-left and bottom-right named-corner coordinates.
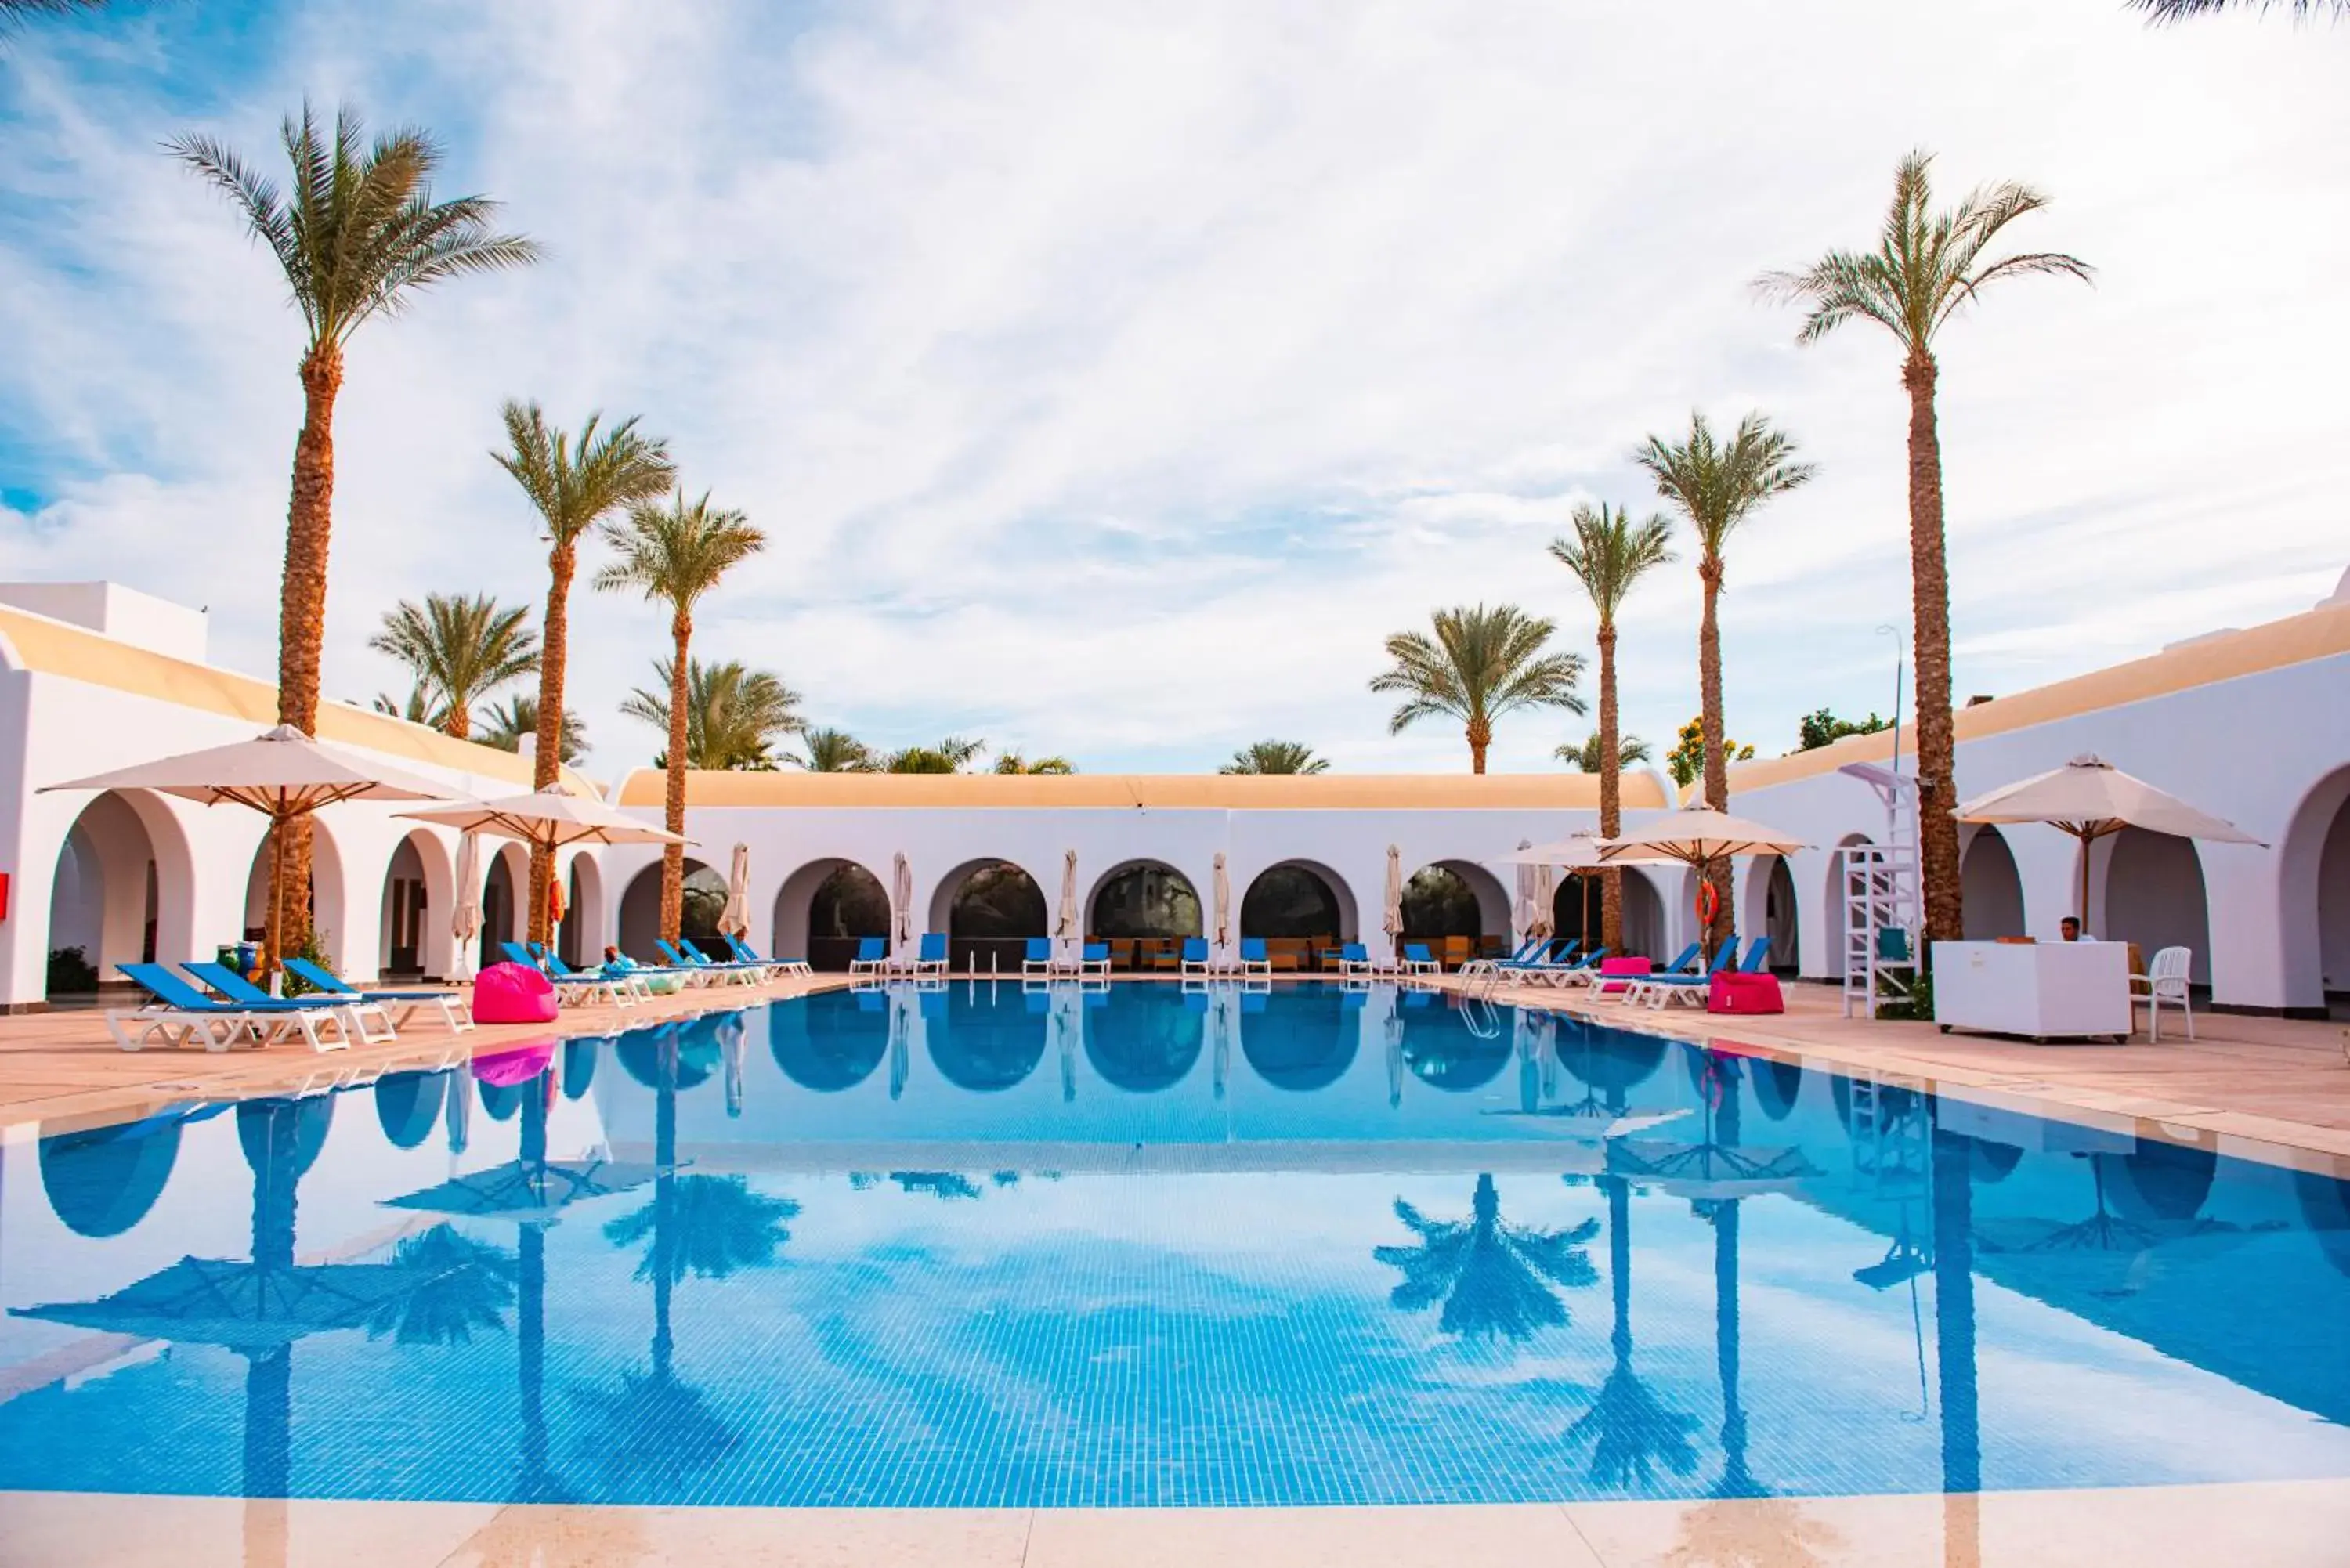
top-left (4, 981), bottom-right (2347, 1508)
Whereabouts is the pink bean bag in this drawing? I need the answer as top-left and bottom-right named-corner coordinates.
top-left (473, 962), bottom-right (559, 1024)
top-left (472, 1040), bottom-right (556, 1085)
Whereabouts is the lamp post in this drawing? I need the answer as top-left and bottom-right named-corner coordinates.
top-left (1875, 623), bottom-right (1907, 779)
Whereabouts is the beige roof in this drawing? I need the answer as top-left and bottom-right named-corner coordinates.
top-left (1726, 599), bottom-right (2350, 797)
top-left (612, 768), bottom-right (1672, 811)
top-left (0, 604), bottom-right (595, 793)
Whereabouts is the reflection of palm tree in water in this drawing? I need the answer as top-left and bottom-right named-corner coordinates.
top-left (1567, 1171), bottom-right (1699, 1489)
top-left (586, 1028), bottom-right (798, 1495)
top-left (1376, 1174), bottom-right (1598, 1343)
top-left (1932, 1109), bottom-right (1983, 1568)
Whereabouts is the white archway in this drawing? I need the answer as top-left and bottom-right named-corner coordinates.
top-left (2280, 764), bottom-right (2350, 1012)
top-left (1240, 859), bottom-right (1358, 941)
top-left (43, 790), bottom-right (195, 992)
top-left (1960, 826), bottom-right (2027, 941)
top-left (773, 856), bottom-right (891, 969)
top-left (2096, 826), bottom-right (2214, 986)
top-left (378, 829), bottom-right (456, 979)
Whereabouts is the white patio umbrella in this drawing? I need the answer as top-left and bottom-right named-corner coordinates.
top-left (1383, 845), bottom-right (1405, 948)
top-left (719, 843), bottom-right (751, 938)
top-left (1055, 849), bottom-right (1079, 961)
top-left (1212, 852), bottom-right (1232, 949)
top-left (1494, 831), bottom-right (1606, 945)
top-left (891, 852), bottom-right (913, 949)
top-left (399, 782), bottom-right (689, 852)
top-left (1957, 754), bottom-right (2263, 934)
top-left (451, 831), bottom-right (483, 979)
top-left (1599, 807), bottom-right (1808, 959)
top-left (42, 724), bottom-right (457, 981)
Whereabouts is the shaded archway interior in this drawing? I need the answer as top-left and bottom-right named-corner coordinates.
top-left (46, 792), bottom-right (164, 995)
top-left (1090, 861), bottom-right (1201, 970)
top-left (618, 856), bottom-right (725, 959)
top-left (942, 860), bottom-right (1047, 973)
top-left (1241, 863), bottom-right (1348, 974)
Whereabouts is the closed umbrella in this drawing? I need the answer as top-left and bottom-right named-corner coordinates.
top-left (719, 843), bottom-right (751, 939)
top-left (1213, 852), bottom-right (1232, 952)
top-left (1513, 848), bottom-right (1539, 943)
top-left (1056, 849), bottom-right (1079, 966)
top-left (1384, 845), bottom-right (1405, 950)
top-left (43, 725), bottom-right (457, 983)
top-left (1495, 831), bottom-right (1605, 944)
top-left (453, 832), bottom-right (483, 980)
top-left (1956, 754), bottom-right (2263, 934)
top-left (890, 852), bottom-right (913, 952)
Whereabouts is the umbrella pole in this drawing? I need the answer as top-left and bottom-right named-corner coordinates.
top-left (2077, 829), bottom-right (2092, 938)
top-left (266, 806), bottom-right (290, 992)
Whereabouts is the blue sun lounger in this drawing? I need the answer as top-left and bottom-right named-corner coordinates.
top-left (184, 960), bottom-right (397, 1045)
top-left (281, 958), bottom-right (473, 1033)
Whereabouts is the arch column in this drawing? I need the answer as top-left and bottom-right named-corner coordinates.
top-left (2201, 850), bottom-right (2294, 1012)
top-left (2005, 829), bottom-right (2088, 942)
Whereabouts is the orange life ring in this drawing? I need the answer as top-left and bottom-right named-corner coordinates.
top-left (1694, 879), bottom-right (1720, 928)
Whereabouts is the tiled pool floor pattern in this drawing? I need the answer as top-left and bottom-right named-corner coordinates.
top-left (3, 985), bottom-right (2349, 1526)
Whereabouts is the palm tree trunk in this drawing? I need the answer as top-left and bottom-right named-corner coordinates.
top-left (1905, 352), bottom-right (1964, 952)
top-left (443, 705), bottom-right (471, 741)
top-left (661, 616), bottom-right (692, 943)
top-left (271, 341), bottom-right (343, 953)
top-left (1697, 559), bottom-right (1732, 958)
top-left (1597, 620), bottom-right (1623, 951)
top-left (1931, 1113), bottom-right (1981, 1529)
top-left (1466, 717), bottom-right (1491, 775)
top-left (526, 541), bottom-right (576, 946)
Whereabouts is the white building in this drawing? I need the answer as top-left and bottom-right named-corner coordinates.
top-left (5, 577), bottom-right (2347, 1016)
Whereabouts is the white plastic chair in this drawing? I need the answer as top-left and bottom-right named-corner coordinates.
top-left (2132, 945), bottom-right (2195, 1042)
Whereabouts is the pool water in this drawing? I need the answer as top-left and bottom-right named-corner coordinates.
top-left (3, 981), bottom-right (2348, 1508)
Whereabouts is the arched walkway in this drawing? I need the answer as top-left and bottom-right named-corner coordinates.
top-left (2279, 765), bottom-right (2350, 1013)
top-left (1241, 861), bottom-right (1352, 972)
top-left (1620, 868), bottom-right (1667, 961)
top-left (479, 843), bottom-right (529, 970)
top-left (45, 790), bottom-right (193, 995)
top-left (378, 829), bottom-right (455, 979)
top-left (1961, 826), bottom-right (2027, 941)
top-left (775, 858), bottom-right (891, 970)
top-left (2099, 826), bottom-right (2213, 985)
top-left (1762, 856), bottom-right (1799, 973)
top-left (931, 858), bottom-right (1048, 974)
top-left (618, 857), bottom-right (725, 959)
top-left (237, 817), bottom-right (350, 967)
top-left (558, 853), bottom-right (605, 969)
top-left (1402, 859), bottom-right (1509, 966)
top-left (1551, 873), bottom-right (1603, 948)
top-left (1087, 859), bottom-right (1201, 970)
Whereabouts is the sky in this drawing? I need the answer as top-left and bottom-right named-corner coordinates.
top-left (1, 0), bottom-right (2346, 781)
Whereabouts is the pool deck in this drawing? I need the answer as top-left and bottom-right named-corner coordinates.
top-left (2, 1479), bottom-right (2346, 1566)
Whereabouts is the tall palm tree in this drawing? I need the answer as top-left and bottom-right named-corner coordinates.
top-left (1370, 604), bottom-right (1585, 774)
top-left (479, 694), bottom-right (587, 765)
top-left (1636, 414), bottom-right (1813, 955)
top-left (1220, 740), bottom-right (1329, 775)
top-left (992, 752), bottom-right (1076, 775)
top-left (494, 402), bottom-right (674, 941)
top-left (787, 726), bottom-right (873, 772)
top-left (1375, 1173), bottom-right (1599, 1345)
top-left (621, 657), bottom-right (804, 771)
top-left (170, 104), bottom-right (536, 948)
top-left (367, 593), bottom-right (538, 740)
top-left (1555, 732), bottom-right (1653, 771)
top-left (1759, 154), bottom-right (2088, 951)
top-left (1550, 502), bottom-right (1676, 951)
top-left (595, 491), bottom-right (767, 941)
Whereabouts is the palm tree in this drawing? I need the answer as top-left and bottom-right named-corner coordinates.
top-left (1220, 740), bottom-right (1329, 775)
top-left (170, 104), bottom-right (536, 947)
top-left (1636, 414), bottom-right (1813, 955)
top-left (479, 694), bottom-right (587, 765)
top-left (1550, 501), bottom-right (1676, 951)
top-left (1759, 154), bottom-right (2088, 952)
top-left (992, 752), bottom-right (1076, 775)
top-left (371, 684), bottom-right (446, 728)
top-left (1555, 732), bottom-right (1653, 771)
top-left (2130, 0), bottom-right (2345, 16)
top-left (1369, 605), bottom-right (1585, 773)
top-left (620, 657), bottom-right (804, 770)
top-left (367, 593), bottom-right (538, 740)
top-left (595, 490), bottom-right (766, 941)
top-left (494, 402), bottom-right (674, 943)
top-left (787, 726), bottom-right (873, 772)
top-left (1376, 1173), bottom-right (1599, 1344)
top-left (882, 736), bottom-right (986, 773)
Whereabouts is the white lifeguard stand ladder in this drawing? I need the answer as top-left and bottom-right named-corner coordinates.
top-left (1838, 761), bottom-right (1921, 1019)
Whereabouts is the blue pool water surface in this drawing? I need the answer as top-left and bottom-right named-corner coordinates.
top-left (2, 980), bottom-right (2348, 1508)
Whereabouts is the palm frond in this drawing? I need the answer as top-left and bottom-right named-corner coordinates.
top-left (2129, 0), bottom-right (2346, 20)
top-left (1219, 740), bottom-right (1329, 775)
top-left (595, 490), bottom-right (768, 616)
top-left (494, 401), bottom-right (674, 548)
top-left (1549, 504), bottom-right (1676, 625)
top-left (1636, 411), bottom-right (1813, 557)
top-left (1370, 604), bottom-right (1582, 744)
top-left (624, 656), bottom-right (804, 770)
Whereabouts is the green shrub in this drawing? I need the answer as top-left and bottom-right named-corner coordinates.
top-left (46, 946), bottom-right (99, 994)
top-left (1874, 966), bottom-right (1934, 1023)
top-left (281, 930), bottom-right (336, 998)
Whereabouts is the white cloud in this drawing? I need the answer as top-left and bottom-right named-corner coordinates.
top-left (1, 0), bottom-right (2345, 777)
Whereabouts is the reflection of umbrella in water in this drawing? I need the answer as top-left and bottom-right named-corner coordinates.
top-left (1375, 1173), bottom-right (1599, 1345)
top-left (37, 1103), bottom-right (223, 1238)
top-left (1976, 1143), bottom-right (2252, 1289)
top-left (1606, 1050), bottom-right (1821, 1200)
top-left (374, 1071), bottom-right (448, 1150)
top-left (769, 994), bottom-right (887, 1092)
